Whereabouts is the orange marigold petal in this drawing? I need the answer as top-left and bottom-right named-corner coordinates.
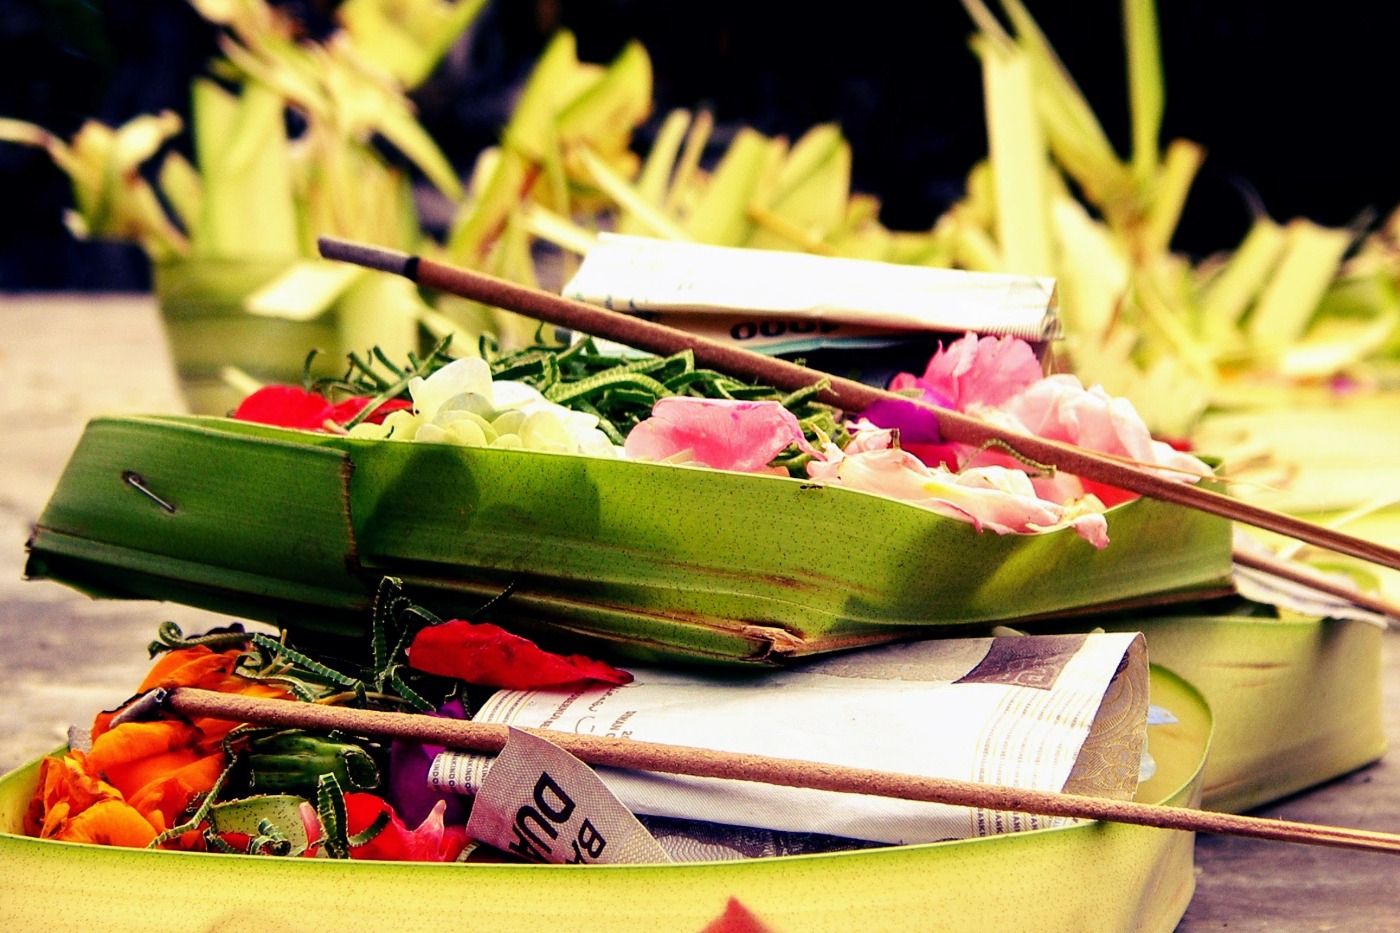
top-left (94, 646), bottom-right (252, 739)
top-left (24, 756), bottom-right (75, 836)
top-left (139, 647), bottom-right (246, 693)
top-left (128, 753), bottom-right (227, 831)
top-left (24, 754), bottom-right (159, 847)
top-left (56, 799), bottom-right (160, 848)
top-left (103, 746), bottom-right (207, 802)
top-left (86, 720), bottom-right (204, 796)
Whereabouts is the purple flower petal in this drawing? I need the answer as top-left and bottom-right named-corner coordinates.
top-left (860, 397), bottom-right (945, 444)
top-left (387, 697), bottom-right (469, 826)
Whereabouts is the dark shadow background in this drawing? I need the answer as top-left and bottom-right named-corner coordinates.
top-left (4, 0), bottom-right (1398, 289)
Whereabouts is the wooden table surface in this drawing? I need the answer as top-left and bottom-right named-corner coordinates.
top-left (3, 293), bottom-right (1398, 930)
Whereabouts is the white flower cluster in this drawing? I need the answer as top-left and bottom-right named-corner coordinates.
top-left (349, 358), bottom-right (620, 458)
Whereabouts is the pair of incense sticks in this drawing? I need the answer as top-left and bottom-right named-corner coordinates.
top-left (208, 241), bottom-right (1399, 853)
top-left (164, 687), bottom-right (1400, 856)
top-left (317, 236), bottom-right (1400, 575)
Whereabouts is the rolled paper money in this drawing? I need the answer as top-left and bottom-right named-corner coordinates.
top-left (431, 632), bottom-right (1148, 845)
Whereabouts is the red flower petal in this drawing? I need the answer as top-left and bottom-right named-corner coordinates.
top-left (328, 396), bottom-right (413, 425)
top-left (231, 385), bottom-right (335, 430)
top-left (698, 899), bottom-right (779, 933)
top-left (343, 793), bottom-right (468, 862)
top-left (232, 387), bottom-right (413, 432)
top-left (406, 620), bottom-right (632, 690)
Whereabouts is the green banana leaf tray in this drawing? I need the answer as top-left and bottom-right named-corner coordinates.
top-left (0, 666), bottom-right (1210, 933)
top-left (1087, 613), bottom-right (1386, 813)
top-left (25, 415), bottom-right (1235, 665)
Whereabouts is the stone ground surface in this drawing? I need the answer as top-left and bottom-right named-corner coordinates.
top-left (3, 294), bottom-right (1399, 930)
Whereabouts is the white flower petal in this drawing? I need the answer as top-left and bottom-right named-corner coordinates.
top-left (411, 358), bottom-right (494, 420)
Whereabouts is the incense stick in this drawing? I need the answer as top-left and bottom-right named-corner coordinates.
top-left (317, 236), bottom-right (1400, 573)
top-left (164, 687), bottom-right (1400, 855)
top-left (1234, 548), bottom-right (1400, 621)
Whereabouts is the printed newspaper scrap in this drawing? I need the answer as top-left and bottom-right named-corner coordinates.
top-left (432, 632), bottom-right (1149, 862)
top-left (561, 233), bottom-right (1061, 357)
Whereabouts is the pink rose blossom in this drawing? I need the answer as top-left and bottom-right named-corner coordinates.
top-left (859, 335), bottom-right (1212, 510)
top-left (969, 375), bottom-right (1211, 506)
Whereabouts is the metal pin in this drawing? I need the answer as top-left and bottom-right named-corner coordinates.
top-left (121, 470), bottom-right (176, 513)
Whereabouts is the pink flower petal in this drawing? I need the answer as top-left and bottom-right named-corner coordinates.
top-left (809, 446), bottom-right (1109, 547)
top-left (624, 398), bottom-right (822, 473)
top-left (867, 335), bottom-right (1044, 467)
top-left (978, 375), bottom-right (1212, 506)
top-left (831, 336), bottom-right (1202, 545)
top-left (892, 333), bottom-right (1044, 411)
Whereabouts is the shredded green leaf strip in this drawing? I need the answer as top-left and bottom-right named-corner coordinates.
top-left (387, 666), bottom-right (435, 712)
top-left (147, 758), bottom-right (236, 850)
top-left (316, 773), bottom-right (350, 859)
top-left (250, 633), bottom-right (361, 689)
top-left (347, 807), bottom-right (392, 848)
top-left (544, 368), bottom-right (673, 405)
top-left (147, 620), bottom-right (252, 657)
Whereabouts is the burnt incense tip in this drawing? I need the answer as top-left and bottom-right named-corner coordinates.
top-left (317, 236), bottom-right (415, 278)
